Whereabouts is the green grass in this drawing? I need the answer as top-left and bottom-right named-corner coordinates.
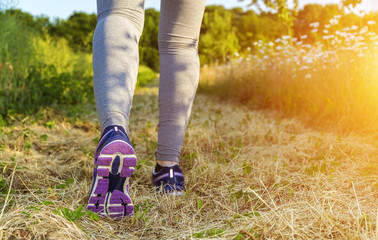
top-left (0, 12), bottom-right (157, 125)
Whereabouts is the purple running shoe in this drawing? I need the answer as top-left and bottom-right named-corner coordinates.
top-left (88, 125), bottom-right (137, 218)
top-left (152, 164), bottom-right (185, 195)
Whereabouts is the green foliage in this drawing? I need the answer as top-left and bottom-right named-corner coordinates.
top-left (294, 4), bottom-right (344, 42)
top-left (200, 5), bottom-right (240, 64)
top-left (54, 178), bottom-right (74, 190)
top-left (136, 65), bottom-right (157, 87)
top-left (134, 199), bottom-right (153, 223)
top-left (190, 228), bottom-right (225, 238)
top-left (48, 12), bottom-right (97, 53)
top-left (197, 199), bottom-right (204, 212)
top-left (139, 9), bottom-right (160, 72)
top-left (1, 4), bottom-right (376, 123)
top-left (44, 121), bottom-right (55, 129)
top-left (0, 11), bottom-right (93, 120)
top-left (53, 204), bottom-right (87, 222)
top-left (200, 9), bottom-right (378, 135)
top-left (0, 176), bottom-right (8, 195)
top-left (23, 201), bottom-right (99, 223)
top-left (248, 0), bottom-right (299, 36)
top-left (242, 162), bottom-right (253, 175)
top-left (2, 9), bottom-right (50, 36)
top-left (86, 210), bottom-right (100, 221)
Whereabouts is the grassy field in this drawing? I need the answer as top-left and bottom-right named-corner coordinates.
top-left (199, 20), bottom-right (378, 135)
top-left (0, 86), bottom-right (377, 239)
top-left (0, 9), bottom-right (377, 240)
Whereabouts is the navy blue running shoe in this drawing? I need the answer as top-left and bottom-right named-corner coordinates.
top-left (88, 125), bottom-right (137, 218)
top-left (152, 164), bottom-right (185, 194)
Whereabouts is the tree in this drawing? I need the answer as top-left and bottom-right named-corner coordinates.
top-left (294, 4), bottom-right (344, 43)
top-left (2, 9), bottom-right (50, 36)
top-left (199, 5), bottom-right (240, 65)
top-left (139, 8), bottom-right (160, 71)
top-left (231, 8), bottom-right (259, 51)
top-left (247, 0), bottom-right (299, 37)
top-left (48, 12), bottom-right (97, 53)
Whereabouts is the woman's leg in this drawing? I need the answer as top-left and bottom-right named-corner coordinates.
top-left (89, 0), bottom-right (145, 218)
top-left (156, 0), bottom-right (206, 164)
top-left (93, 0), bottom-right (145, 135)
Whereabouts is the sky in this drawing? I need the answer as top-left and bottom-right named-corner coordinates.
top-left (6, 0), bottom-right (378, 20)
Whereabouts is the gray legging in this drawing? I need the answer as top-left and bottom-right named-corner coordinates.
top-left (93, 0), bottom-right (206, 163)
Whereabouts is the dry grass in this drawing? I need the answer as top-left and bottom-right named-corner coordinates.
top-left (0, 86), bottom-right (377, 239)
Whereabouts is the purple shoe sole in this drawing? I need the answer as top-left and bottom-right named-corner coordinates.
top-left (88, 140), bottom-right (137, 218)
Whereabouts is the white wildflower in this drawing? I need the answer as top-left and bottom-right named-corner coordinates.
top-left (310, 22), bottom-right (319, 28)
top-left (325, 24), bottom-right (331, 29)
top-left (282, 35), bottom-right (291, 40)
top-left (323, 30), bottom-right (329, 34)
top-left (330, 19), bottom-right (339, 25)
top-left (367, 20), bottom-right (376, 25)
top-left (305, 74), bottom-right (312, 79)
top-left (306, 58), bottom-right (313, 64)
top-left (359, 26), bottom-right (368, 35)
top-left (268, 41), bottom-right (274, 47)
top-left (351, 25), bottom-right (359, 30)
top-left (300, 35), bottom-right (308, 39)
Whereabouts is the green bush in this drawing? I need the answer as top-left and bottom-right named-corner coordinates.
top-left (0, 12), bottom-right (93, 119)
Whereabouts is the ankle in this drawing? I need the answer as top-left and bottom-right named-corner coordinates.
top-left (156, 160), bottom-right (178, 167)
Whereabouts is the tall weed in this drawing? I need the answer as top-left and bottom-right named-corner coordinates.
top-left (200, 20), bottom-right (378, 135)
top-left (0, 12), bottom-right (93, 119)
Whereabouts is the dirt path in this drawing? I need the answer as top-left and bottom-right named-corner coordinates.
top-left (0, 87), bottom-right (377, 239)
